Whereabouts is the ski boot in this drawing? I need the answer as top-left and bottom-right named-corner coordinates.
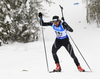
top-left (77, 65), bottom-right (85, 72)
top-left (53, 63), bottom-right (61, 72)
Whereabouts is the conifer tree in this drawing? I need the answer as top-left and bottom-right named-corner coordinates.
top-left (83, 0), bottom-right (100, 27)
top-left (0, 0), bottom-right (53, 45)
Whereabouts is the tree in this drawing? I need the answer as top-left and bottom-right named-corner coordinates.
top-left (83, 0), bottom-right (100, 27)
top-left (0, 0), bottom-right (11, 44)
top-left (0, 0), bottom-right (53, 45)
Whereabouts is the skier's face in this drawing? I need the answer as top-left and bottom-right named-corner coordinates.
top-left (53, 20), bottom-right (60, 27)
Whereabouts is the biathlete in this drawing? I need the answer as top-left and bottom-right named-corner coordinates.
top-left (39, 12), bottom-right (85, 72)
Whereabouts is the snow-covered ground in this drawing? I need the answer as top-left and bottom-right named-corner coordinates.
top-left (0, 0), bottom-right (100, 79)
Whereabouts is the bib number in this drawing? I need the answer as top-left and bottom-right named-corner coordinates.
top-left (55, 31), bottom-right (63, 37)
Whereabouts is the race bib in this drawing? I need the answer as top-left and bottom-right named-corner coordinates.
top-left (55, 31), bottom-right (66, 38)
top-left (52, 22), bottom-right (68, 39)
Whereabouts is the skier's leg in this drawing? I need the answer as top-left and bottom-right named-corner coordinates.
top-left (52, 40), bottom-right (61, 64)
top-left (65, 43), bottom-right (80, 66)
top-left (63, 38), bottom-right (80, 66)
top-left (64, 38), bottom-right (85, 72)
top-left (52, 39), bottom-right (62, 72)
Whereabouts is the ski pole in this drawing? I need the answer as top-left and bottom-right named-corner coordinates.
top-left (59, 5), bottom-right (92, 72)
top-left (68, 33), bottom-right (92, 72)
top-left (59, 5), bottom-right (64, 19)
top-left (41, 26), bottom-right (49, 72)
top-left (59, 5), bottom-right (65, 21)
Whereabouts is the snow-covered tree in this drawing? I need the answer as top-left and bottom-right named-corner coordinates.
top-left (83, 0), bottom-right (100, 27)
top-left (0, 0), bottom-right (11, 44)
top-left (0, 0), bottom-right (53, 45)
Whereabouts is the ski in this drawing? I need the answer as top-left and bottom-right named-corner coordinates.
top-left (49, 71), bottom-right (61, 73)
top-left (49, 70), bottom-right (92, 73)
top-left (49, 71), bottom-right (55, 73)
top-left (83, 71), bottom-right (92, 72)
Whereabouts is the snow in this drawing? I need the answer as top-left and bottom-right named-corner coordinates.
top-left (0, 0), bottom-right (100, 79)
top-left (4, 15), bottom-right (11, 23)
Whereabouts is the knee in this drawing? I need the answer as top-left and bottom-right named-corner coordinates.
top-left (52, 49), bottom-right (56, 55)
top-left (52, 49), bottom-right (57, 57)
top-left (52, 45), bottom-right (56, 54)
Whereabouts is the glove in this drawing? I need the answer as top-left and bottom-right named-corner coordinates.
top-left (39, 12), bottom-right (42, 18)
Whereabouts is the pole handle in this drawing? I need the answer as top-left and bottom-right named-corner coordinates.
top-left (59, 5), bottom-right (64, 21)
top-left (59, 5), bottom-right (63, 10)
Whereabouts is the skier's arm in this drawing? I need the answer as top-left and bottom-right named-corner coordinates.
top-left (62, 21), bottom-right (73, 32)
top-left (39, 12), bottom-right (52, 26)
top-left (40, 18), bottom-right (52, 26)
